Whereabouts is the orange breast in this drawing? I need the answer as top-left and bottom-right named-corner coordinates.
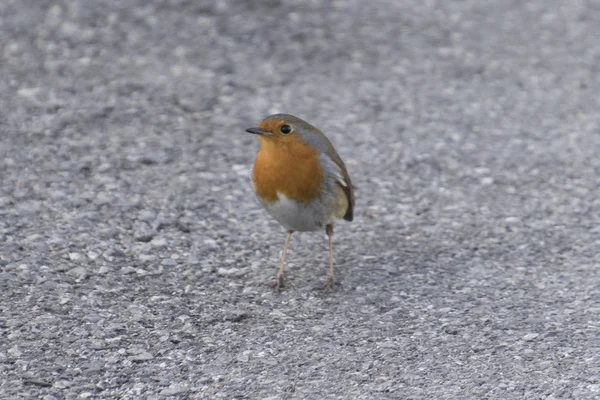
top-left (253, 137), bottom-right (323, 204)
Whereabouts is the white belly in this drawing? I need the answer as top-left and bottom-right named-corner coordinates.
top-left (261, 193), bottom-right (323, 231)
top-left (259, 188), bottom-right (348, 232)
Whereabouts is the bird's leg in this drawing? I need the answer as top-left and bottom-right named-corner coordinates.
top-left (272, 230), bottom-right (293, 291)
top-left (321, 224), bottom-right (335, 290)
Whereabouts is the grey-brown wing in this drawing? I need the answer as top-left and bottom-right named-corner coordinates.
top-left (328, 152), bottom-right (354, 222)
top-left (338, 169), bottom-right (354, 222)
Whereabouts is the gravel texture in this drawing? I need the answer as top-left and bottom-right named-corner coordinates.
top-left (1, 0), bottom-right (599, 399)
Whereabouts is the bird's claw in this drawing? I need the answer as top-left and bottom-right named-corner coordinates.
top-left (267, 274), bottom-right (290, 292)
top-left (319, 276), bottom-right (335, 291)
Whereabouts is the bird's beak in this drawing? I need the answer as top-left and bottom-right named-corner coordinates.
top-left (246, 127), bottom-right (270, 136)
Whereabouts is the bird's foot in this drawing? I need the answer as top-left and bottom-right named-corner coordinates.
top-left (267, 273), bottom-right (290, 292)
top-left (319, 276), bottom-right (335, 291)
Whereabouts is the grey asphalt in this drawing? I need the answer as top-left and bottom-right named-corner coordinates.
top-left (1, 0), bottom-right (599, 399)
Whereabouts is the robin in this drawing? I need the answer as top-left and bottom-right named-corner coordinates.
top-left (246, 114), bottom-right (355, 291)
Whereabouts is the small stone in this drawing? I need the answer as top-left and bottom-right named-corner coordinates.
top-left (89, 341), bottom-right (106, 350)
top-left (140, 150), bottom-right (169, 165)
top-left (97, 163), bottom-right (112, 173)
top-left (232, 164), bottom-right (250, 176)
top-left (81, 362), bottom-right (103, 372)
top-left (203, 238), bottom-right (218, 247)
top-left (17, 87), bottom-right (41, 100)
top-left (522, 333), bottom-right (539, 341)
top-left (27, 233), bottom-right (43, 241)
top-left (135, 232), bottom-right (154, 243)
top-left (138, 210), bottom-right (156, 222)
top-left (151, 237), bottom-right (167, 247)
top-left (160, 384), bottom-right (189, 396)
top-left (99, 227), bottom-right (119, 239)
top-left (67, 267), bottom-right (87, 279)
top-left (150, 265), bottom-right (164, 275)
top-left (85, 314), bottom-right (102, 323)
top-left (161, 258), bottom-right (177, 266)
top-left (139, 254), bottom-right (156, 262)
top-left (121, 266), bottom-right (136, 274)
top-left (53, 380), bottom-right (70, 389)
top-left (236, 351), bottom-right (250, 362)
top-left (217, 267), bottom-right (248, 277)
top-left (69, 253), bottom-right (81, 261)
top-left (130, 351), bottom-right (154, 361)
top-left (97, 266), bottom-right (111, 275)
top-left (8, 345), bottom-right (21, 358)
top-left (199, 376), bottom-right (213, 384)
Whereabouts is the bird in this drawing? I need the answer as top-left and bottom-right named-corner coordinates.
top-left (246, 114), bottom-right (354, 291)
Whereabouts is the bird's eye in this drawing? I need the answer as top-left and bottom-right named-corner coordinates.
top-left (280, 124), bottom-right (292, 134)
